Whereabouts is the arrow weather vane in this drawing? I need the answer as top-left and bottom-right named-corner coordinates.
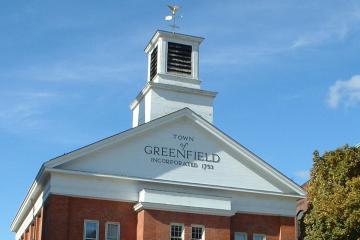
top-left (165, 4), bottom-right (182, 32)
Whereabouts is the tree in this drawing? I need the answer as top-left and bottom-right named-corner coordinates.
top-left (304, 145), bottom-right (360, 240)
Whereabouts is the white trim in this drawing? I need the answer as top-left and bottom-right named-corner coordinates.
top-left (191, 224), bottom-right (205, 240)
top-left (136, 189), bottom-right (232, 216)
top-left (170, 223), bottom-right (185, 240)
top-left (11, 169), bottom-right (46, 232)
top-left (105, 222), bottom-right (120, 240)
top-left (156, 73), bottom-right (202, 85)
top-left (253, 233), bottom-right (266, 240)
top-left (130, 82), bottom-right (216, 110)
top-left (145, 30), bottom-right (204, 53)
top-left (46, 168), bottom-right (303, 199)
top-left (133, 202), bottom-right (234, 217)
top-left (14, 182), bottom-right (50, 240)
top-left (83, 220), bottom-right (99, 240)
top-left (49, 169), bottom-right (299, 217)
top-left (234, 232), bottom-right (247, 240)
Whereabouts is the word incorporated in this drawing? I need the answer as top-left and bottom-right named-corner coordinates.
top-left (150, 157), bottom-right (215, 171)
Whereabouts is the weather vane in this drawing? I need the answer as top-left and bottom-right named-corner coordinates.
top-left (165, 4), bottom-right (182, 32)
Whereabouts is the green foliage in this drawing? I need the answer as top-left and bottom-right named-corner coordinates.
top-left (304, 145), bottom-right (360, 240)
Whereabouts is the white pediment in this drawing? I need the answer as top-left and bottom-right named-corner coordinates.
top-left (47, 108), bottom-right (304, 196)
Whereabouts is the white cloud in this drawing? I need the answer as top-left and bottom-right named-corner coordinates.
top-left (327, 75), bottom-right (360, 108)
top-left (202, 5), bottom-right (360, 66)
top-left (0, 91), bottom-right (56, 133)
top-left (291, 22), bottom-right (349, 49)
top-left (4, 62), bottom-right (142, 83)
top-left (294, 170), bottom-right (310, 180)
top-left (290, 7), bottom-right (360, 49)
top-left (291, 38), bottom-right (313, 49)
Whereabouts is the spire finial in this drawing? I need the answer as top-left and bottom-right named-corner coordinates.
top-left (165, 4), bottom-right (182, 33)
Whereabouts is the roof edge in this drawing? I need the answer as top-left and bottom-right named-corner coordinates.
top-left (145, 30), bottom-right (204, 52)
top-left (48, 167), bottom-right (306, 199)
top-left (130, 82), bottom-right (217, 110)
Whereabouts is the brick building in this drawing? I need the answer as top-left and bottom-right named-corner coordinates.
top-left (11, 30), bottom-right (305, 240)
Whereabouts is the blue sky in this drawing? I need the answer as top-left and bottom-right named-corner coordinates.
top-left (1, 0), bottom-right (360, 238)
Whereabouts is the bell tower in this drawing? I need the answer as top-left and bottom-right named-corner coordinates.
top-left (130, 30), bottom-right (217, 127)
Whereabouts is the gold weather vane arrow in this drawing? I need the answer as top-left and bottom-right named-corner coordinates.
top-left (167, 4), bottom-right (180, 14)
top-left (164, 4), bottom-right (182, 32)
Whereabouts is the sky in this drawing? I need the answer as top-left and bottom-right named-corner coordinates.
top-left (1, 0), bottom-right (360, 239)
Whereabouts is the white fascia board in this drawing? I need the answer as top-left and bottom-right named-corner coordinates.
top-left (134, 202), bottom-right (234, 217)
top-left (14, 185), bottom-right (50, 240)
top-left (47, 168), bottom-right (299, 217)
top-left (10, 167), bottom-right (47, 233)
top-left (10, 181), bottom-right (38, 232)
top-left (145, 30), bottom-right (204, 53)
top-left (134, 187), bottom-right (233, 216)
top-left (156, 73), bottom-right (202, 85)
top-left (138, 189), bottom-right (232, 211)
top-left (129, 82), bottom-right (217, 110)
top-left (153, 82), bottom-right (217, 97)
top-left (46, 168), bottom-right (304, 199)
top-left (129, 83), bottom-right (152, 110)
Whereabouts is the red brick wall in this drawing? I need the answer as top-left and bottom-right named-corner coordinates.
top-left (42, 195), bottom-right (70, 240)
top-left (137, 209), bottom-right (230, 240)
top-left (231, 213), bottom-right (295, 240)
top-left (136, 210), bottom-right (145, 240)
top-left (41, 195), bottom-right (137, 240)
top-left (279, 216), bottom-right (295, 240)
top-left (38, 194), bottom-right (296, 240)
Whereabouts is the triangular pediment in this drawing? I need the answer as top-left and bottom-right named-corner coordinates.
top-left (46, 108), bottom-right (304, 196)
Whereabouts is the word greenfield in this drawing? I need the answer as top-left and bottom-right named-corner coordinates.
top-left (144, 145), bottom-right (221, 163)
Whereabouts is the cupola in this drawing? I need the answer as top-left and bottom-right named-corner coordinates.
top-left (130, 30), bottom-right (217, 127)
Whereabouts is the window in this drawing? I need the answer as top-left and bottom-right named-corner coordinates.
top-left (191, 225), bottom-right (204, 240)
top-left (167, 42), bottom-right (192, 75)
top-left (253, 234), bottom-right (266, 240)
top-left (84, 220), bottom-right (99, 240)
top-left (170, 223), bottom-right (184, 240)
top-left (234, 232), bottom-right (247, 240)
top-left (150, 46), bottom-right (158, 80)
top-left (106, 222), bottom-right (120, 240)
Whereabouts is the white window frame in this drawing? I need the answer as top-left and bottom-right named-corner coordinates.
top-left (191, 224), bottom-right (205, 240)
top-left (83, 220), bottom-right (99, 240)
top-left (253, 233), bottom-right (266, 240)
top-left (105, 222), bottom-right (120, 240)
top-left (234, 232), bottom-right (247, 240)
top-left (170, 223), bottom-right (184, 240)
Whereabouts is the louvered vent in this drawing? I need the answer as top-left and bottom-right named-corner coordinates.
top-left (150, 46), bottom-right (158, 80)
top-left (167, 42), bottom-right (192, 75)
